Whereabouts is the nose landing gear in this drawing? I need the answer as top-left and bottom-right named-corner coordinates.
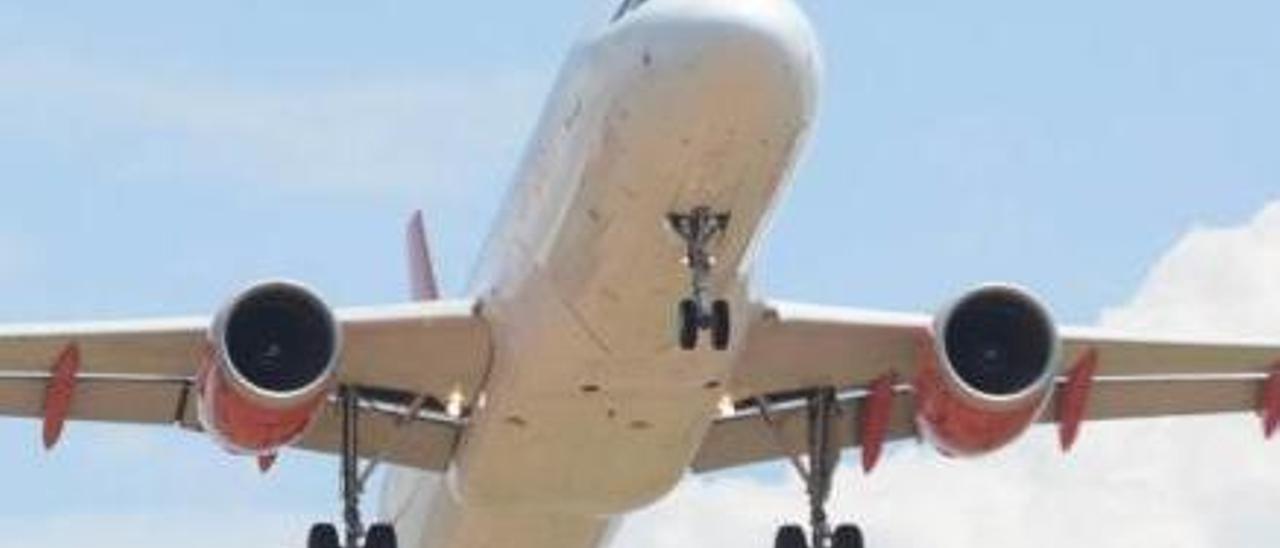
top-left (669, 206), bottom-right (732, 351)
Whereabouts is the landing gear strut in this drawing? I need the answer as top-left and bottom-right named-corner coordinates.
top-left (669, 206), bottom-right (731, 351)
top-left (308, 387), bottom-right (399, 548)
top-left (758, 389), bottom-right (864, 548)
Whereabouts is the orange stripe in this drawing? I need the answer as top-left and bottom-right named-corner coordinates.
top-left (1058, 348), bottom-right (1099, 452)
top-left (42, 343), bottom-right (81, 450)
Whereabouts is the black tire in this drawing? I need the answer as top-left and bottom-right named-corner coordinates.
top-left (677, 298), bottom-right (699, 350)
top-left (775, 524), bottom-right (808, 548)
top-left (832, 524), bottom-right (864, 548)
top-left (710, 299), bottom-right (731, 350)
top-left (307, 523), bottom-right (339, 548)
top-left (366, 523), bottom-right (398, 548)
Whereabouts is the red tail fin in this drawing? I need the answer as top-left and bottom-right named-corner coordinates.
top-left (406, 210), bottom-right (440, 301)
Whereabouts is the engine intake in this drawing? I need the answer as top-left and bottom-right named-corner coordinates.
top-left (220, 282), bottom-right (339, 397)
top-left (915, 285), bottom-right (1061, 457)
top-left (939, 285), bottom-right (1057, 400)
top-left (198, 281), bottom-right (341, 455)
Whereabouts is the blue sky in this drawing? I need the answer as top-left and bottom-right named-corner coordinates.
top-left (1, 0), bottom-right (1279, 546)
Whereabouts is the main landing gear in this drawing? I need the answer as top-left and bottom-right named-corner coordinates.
top-left (308, 387), bottom-right (399, 548)
top-left (669, 206), bottom-right (732, 351)
top-left (757, 388), bottom-right (865, 548)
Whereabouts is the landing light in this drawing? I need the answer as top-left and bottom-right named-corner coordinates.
top-left (446, 389), bottom-right (465, 419)
top-left (718, 395), bottom-right (736, 418)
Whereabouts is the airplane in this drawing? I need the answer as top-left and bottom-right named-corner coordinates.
top-left (3, 0), bottom-right (1279, 547)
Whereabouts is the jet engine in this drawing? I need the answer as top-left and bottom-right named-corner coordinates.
top-left (197, 281), bottom-right (341, 455)
top-left (914, 284), bottom-right (1061, 457)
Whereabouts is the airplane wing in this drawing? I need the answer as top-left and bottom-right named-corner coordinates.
top-left (0, 299), bottom-right (490, 472)
top-left (694, 299), bottom-right (1280, 472)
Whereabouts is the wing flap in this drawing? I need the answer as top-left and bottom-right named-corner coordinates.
top-left (695, 375), bottom-right (1266, 474)
top-left (0, 377), bottom-right (189, 426)
top-left (1057, 376), bottom-right (1263, 423)
top-left (293, 403), bottom-right (458, 471)
top-left (0, 376), bottom-right (467, 471)
top-left (692, 391), bottom-right (917, 473)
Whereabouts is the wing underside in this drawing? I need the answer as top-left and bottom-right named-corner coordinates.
top-left (0, 300), bottom-right (490, 472)
top-left (694, 300), bottom-right (1280, 473)
top-left (0, 295), bottom-right (1273, 474)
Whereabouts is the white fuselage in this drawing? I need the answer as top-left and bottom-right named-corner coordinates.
top-left (381, 1), bottom-right (820, 546)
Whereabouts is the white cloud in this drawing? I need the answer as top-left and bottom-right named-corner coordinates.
top-left (1101, 202), bottom-right (1280, 338)
top-left (0, 50), bottom-right (542, 193)
top-left (617, 200), bottom-right (1280, 548)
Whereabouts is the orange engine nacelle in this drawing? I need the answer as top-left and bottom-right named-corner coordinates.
top-left (197, 281), bottom-right (341, 455)
top-left (914, 285), bottom-right (1062, 458)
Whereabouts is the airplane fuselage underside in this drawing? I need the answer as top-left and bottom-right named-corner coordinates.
top-left (381, 2), bottom-right (820, 547)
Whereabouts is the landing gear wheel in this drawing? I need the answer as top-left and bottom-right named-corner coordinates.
top-left (307, 523), bottom-right (339, 548)
top-left (668, 206), bottom-right (731, 352)
top-left (305, 391), bottom-right (406, 548)
top-left (755, 391), bottom-right (870, 548)
top-left (710, 299), bottom-right (731, 350)
top-left (775, 524), bottom-right (808, 548)
top-left (308, 387), bottom-right (377, 548)
top-left (832, 524), bottom-right (864, 548)
top-left (678, 298), bottom-right (699, 350)
top-left (365, 523), bottom-right (398, 548)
